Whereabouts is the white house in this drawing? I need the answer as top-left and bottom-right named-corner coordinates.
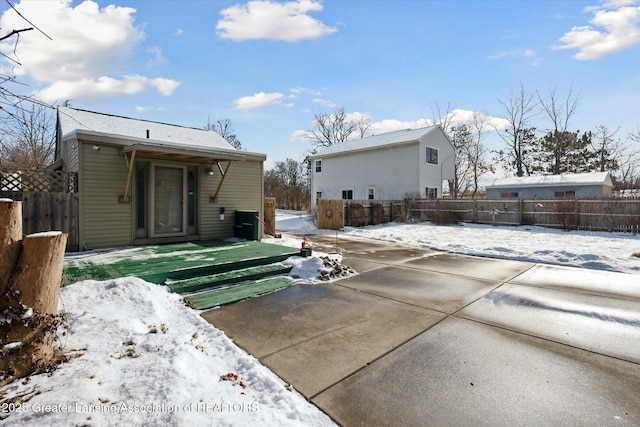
top-left (485, 172), bottom-right (614, 199)
top-left (309, 126), bottom-right (455, 207)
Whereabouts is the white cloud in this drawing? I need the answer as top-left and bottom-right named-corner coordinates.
top-left (312, 98), bottom-right (337, 108)
top-left (487, 49), bottom-right (541, 66)
top-left (0, 0), bottom-right (180, 102)
top-left (441, 109), bottom-right (511, 131)
top-left (234, 92), bottom-right (285, 110)
top-left (136, 106), bottom-right (164, 113)
top-left (217, 0), bottom-right (337, 41)
top-left (554, 0), bottom-right (640, 59)
top-left (368, 118), bottom-right (431, 135)
top-left (37, 75), bottom-right (179, 103)
top-left (146, 46), bottom-right (168, 68)
top-left (149, 78), bottom-right (181, 96)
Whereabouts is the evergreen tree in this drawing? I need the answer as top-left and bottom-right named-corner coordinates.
top-left (531, 130), bottom-right (593, 174)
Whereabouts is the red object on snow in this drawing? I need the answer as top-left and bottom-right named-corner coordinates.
top-left (301, 238), bottom-right (309, 249)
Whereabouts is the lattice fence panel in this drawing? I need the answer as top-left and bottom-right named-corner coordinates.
top-left (0, 169), bottom-right (78, 192)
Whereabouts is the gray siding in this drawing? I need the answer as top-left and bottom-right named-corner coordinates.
top-left (80, 142), bottom-right (133, 249)
top-left (486, 184), bottom-right (609, 199)
top-left (61, 138), bottom-right (79, 172)
top-left (200, 159), bottom-right (264, 240)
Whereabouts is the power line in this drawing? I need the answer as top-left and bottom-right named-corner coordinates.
top-left (4, 0), bottom-right (52, 40)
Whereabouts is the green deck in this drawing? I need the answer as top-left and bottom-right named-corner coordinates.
top-left (63, 240), bottom-right (301, 307)
top-left (185, 276), bottom-right (297, 310)
top-left (166, 263), bottom-right (293, 293)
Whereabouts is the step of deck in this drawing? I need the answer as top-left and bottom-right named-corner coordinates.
top-left (185, 276), bottom-right (298, 310)
top-left (166, 263), bottom-right (293, 294)
top-left (138, 249), bottom-right (299, 284)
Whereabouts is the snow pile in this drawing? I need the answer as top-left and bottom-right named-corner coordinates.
top-left (273, 210), bottom-right (639, 274)
top-left (343, 221), bottom-right (640, 274)
top-left (0, 278), bottom-right (335, 426)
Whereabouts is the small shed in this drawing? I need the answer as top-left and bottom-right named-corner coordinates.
top-left (486, 172), bottom-right (614, 199)
top-left (54, 107), bottom-right (266, 250)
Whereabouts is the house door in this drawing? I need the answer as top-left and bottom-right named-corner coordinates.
top-left (150, 165), bottom-right (187, 237)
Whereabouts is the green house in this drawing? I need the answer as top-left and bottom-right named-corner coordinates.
top-left (53, 107), bottom-right (266, 250)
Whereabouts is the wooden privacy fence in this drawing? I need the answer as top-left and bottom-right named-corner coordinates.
top-left (0, 169), bottom-right (79, 251)
top-left (318, 198), bottom-right (640, 233)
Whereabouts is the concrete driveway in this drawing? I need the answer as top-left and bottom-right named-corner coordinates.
top-left (201, 235), bottom-right (640, 426)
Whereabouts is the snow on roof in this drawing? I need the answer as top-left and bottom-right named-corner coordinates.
top-left (310, 126), bottom-right (441, 158)
top-left (57, 107), bottom-right (235, 151)
top-left (488, 172), bottom-right (613, 189)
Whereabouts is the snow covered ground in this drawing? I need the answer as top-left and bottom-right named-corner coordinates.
top-left (275, 210), bottom-right (640, 274)
top-left (2, 210), bottom-right (638, 426)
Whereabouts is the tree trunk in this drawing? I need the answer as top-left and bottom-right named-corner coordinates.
top-left (0, 199), bottom-right (22, 295)
top-left (10, 232), bottom-right (67, 315)
top-left (1, 231), bottom-right (67, 383)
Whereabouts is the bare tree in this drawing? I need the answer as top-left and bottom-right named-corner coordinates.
top-left (204, 117), bottom-right (242, 149)
top-left (612, 126), bottom-right (640, 193)
top-left (536, 86), bottom-right (580, 174)
top-left (0, 103), bottom-right (55, 169)
top-left (450, 124), bottom-right (473, 197)
top-left (431, 102), bottom-right (457, 135)
top-left (590, 125), bottom-right (623, 172)
top-left (494, 83), bottom-right (539, 177)
top-left (306, 106), bottom-right (371, 151)
top-left (467, 112), bottom-right (494, 198)
top-left (264, 158), bottom-right (309, 210)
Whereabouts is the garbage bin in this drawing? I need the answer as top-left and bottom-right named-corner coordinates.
top-left (234, 210), bottom-right (259, 240)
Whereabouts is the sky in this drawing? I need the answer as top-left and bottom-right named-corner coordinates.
top-left (1, 0), bottom-right (639, 171)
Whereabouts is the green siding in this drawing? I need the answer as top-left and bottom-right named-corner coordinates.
top-left (200, 159), bottom-right (263, 240)
top-left (61, 138), bottom-right (79, 172)
top-left (81, 142), bottom-right (133, 249)
top-left (79, 141), bottom-right (263, 249)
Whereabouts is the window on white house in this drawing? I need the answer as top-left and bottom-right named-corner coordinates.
top-left (315, 160), bottom-right (322, 173)
top-left (426, 187), bottom-right (438, 199)
top-left (341, 189), bottom-right (353, 200)
top-left (316, 191), bottom-right (322, 203)
top-left (367, 187), bottom-right (375, 200)
top-left (426, 147), bottom-right (438, 165)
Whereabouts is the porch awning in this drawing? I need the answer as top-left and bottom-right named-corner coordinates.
top-left (120, 142), bottom-right (245, 163)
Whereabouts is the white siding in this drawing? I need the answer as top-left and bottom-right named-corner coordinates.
top-left (419, 138), bottom-right (455, 196)
top-left (312, 143), bottom-right (420, 204)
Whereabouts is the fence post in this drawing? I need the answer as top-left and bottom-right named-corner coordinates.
top-left (473, 198), bottom-right (478, 222)
top-left (518, 195), bottom-right (524, 225)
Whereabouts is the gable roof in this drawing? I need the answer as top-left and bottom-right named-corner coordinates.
top-left (488, 172), bottom-right (613, 189)
top-left (56, 107), bottom-right (267, 162)
top-left (309, 126), bottom-right (446, 158)
top-left (57, 106), bottom-right (235, 151)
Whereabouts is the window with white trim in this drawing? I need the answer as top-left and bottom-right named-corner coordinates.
top-left (315, 159), bottom-right (322, 173)
top-left (426, 147), bottom-right (438, 165)
top-left (426, 187), bottom-right (438, 199)
top-left (367, 187), bottom-right (375, 200)
top-left (341, 189), bottom-right (353, 200)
